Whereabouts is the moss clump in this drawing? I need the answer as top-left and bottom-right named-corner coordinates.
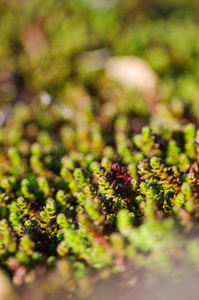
top-left (1, 0), bottom-right (199, 299)
top-left (1, 100), bottom-right (199, 295)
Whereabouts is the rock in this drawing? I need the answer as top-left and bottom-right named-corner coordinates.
top-left (105, 56), bottom-right (157, 94)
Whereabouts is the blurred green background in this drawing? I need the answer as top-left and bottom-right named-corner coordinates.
top-left (1, 0), bottom-right (199, 109)
top-left (1, 0), bottom-right (199, 153)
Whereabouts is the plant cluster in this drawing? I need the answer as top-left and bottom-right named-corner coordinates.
top-left (1, 98), bottom-right (199, 295)
top-left (1, 0), bottom-right (199, 299)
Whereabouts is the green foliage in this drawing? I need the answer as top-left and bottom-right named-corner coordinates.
top-left (1, 117), bottom-right (199, 290)
top-left (1, 0), bottom-right (199, 298)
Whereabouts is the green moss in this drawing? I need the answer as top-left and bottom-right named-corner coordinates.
top-left (1, 0), bottom-right (199, 298)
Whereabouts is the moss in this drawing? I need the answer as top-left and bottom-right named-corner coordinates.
top-left (1, 0), bottom-right (199, 299)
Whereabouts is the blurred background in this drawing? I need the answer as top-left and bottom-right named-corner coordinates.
top-left (1, 0), bottom-right (199, 105)
top-left (1, 0), bottom-right (199, 148)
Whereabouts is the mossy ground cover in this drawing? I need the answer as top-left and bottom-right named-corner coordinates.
top-left (1, 1), bottom-right (199, 299)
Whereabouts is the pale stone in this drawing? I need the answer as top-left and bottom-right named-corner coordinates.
top-left (105, 56), bottom-right (157, 94)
